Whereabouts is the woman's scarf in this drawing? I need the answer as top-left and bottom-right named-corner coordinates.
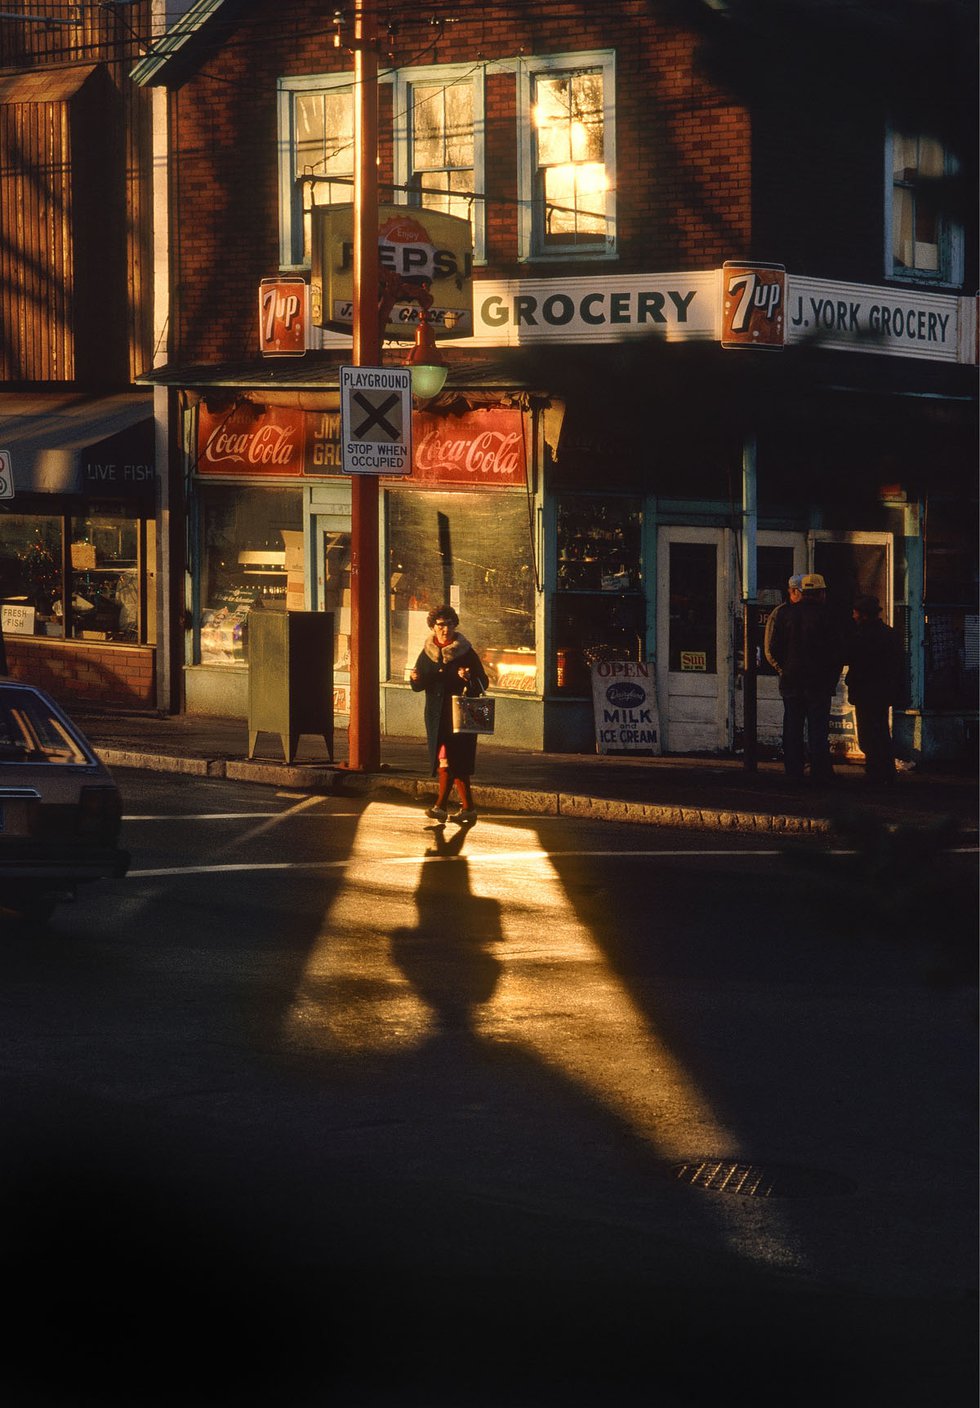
top-left (422, 630), bottom-right (472, 664)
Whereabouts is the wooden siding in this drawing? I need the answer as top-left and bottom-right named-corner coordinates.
top-left (0, 4), bottom-right (154, 386)
top-left (0, 90), bottom-right (77, 381)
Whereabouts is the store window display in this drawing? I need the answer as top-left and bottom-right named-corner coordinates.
top-left (197, 485), bottom-right (302, 666)
top-left (0, 510), bottom-right (152, 644)
top-left (554, 495), bottom-right (644, 694)
top-left (386, 489), bottom-right (537, 692)
top-left (68, 515), bottom-right (141, 641)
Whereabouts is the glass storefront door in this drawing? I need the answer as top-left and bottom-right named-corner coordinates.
top-left (313, 515), bottom-right (351, 711)
top-left (656, 527), bottom-right (733, 753)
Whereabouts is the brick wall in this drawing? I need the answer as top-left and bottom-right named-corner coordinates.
top-left (167, 0), bottom-right (753, 364)
top-left (4, 639), bottom-right (156, 709)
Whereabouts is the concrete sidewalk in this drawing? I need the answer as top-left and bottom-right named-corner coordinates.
top-left (71, 704), bottom-right (978, 837)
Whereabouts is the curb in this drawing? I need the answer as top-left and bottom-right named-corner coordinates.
top-left (96, 746), bottom-right (832, 834)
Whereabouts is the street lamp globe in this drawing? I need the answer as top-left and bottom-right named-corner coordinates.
top-left (406, 313), bottom-right (449, 399)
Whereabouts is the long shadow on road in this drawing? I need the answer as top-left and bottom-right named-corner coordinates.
top-left (0, 792), bottom-right (975, 1406)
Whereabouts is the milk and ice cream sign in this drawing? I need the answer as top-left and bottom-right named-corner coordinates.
top-left (592, 661), bottom-right (661, 755)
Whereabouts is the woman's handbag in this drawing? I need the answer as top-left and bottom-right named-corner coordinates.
top-left (452, 687), bottom-right (495, 735)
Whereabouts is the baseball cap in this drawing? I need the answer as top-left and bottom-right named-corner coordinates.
top-left (801, 573), bottom-right (827, 592)
top-left (788, 574), bottom-right (803, 591)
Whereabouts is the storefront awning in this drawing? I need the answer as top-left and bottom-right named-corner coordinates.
top-left (0, 394), bottom-right (154, 496)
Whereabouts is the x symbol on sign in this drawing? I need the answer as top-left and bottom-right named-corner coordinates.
top-left (353, 391), bottom-right (400, 441)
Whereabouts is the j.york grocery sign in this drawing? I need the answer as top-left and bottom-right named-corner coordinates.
top-left (316, 265), bottom-right (971, 363)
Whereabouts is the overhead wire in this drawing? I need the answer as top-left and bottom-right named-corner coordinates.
top-left (0, 0), bottom-right (655, 66)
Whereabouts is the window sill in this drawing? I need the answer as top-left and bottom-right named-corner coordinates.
top-left (519, 249), bottom-right (618, 265)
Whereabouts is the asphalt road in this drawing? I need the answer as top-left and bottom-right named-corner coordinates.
top-left (1, 770), bottom-right (976, 1407)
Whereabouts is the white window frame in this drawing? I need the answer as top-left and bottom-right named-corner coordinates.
top-left (517, 49), bottom-right (617, 264)
top-left (277, 72), bottom-right (357, 272)
top-left (392, 62), bottom-right (487, 265)
top-left (884, 127), bottom-right (963, 288)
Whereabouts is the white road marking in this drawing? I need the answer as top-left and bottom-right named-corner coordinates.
top-left (125, 844), bottom-right (976, 879)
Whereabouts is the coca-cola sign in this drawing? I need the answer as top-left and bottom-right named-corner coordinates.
top-left (198, 404), bottom-right (307, 476)
top-left (407, 408), bottom-right (526, 488)
top-left (196, 403), bottom-right (526, 486)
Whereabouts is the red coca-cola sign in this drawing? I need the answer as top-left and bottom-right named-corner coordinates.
top-left (407, 408), bottom-right (526, 487)
top-left (198, 404), bottom-right (307, 475)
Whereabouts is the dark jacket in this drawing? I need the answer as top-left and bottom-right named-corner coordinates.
top-left (410, 630), bottom-right (489, 777)
top-left (845, 618), bottom-right (905, 708)
top-left (767, 596), bottom-right (845, 697)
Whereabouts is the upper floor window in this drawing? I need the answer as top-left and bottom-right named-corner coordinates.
top-left (519, 52), bottom-right (616, 261)
top-left (394, 65), bottom-right (485, 262)
top-left (278, 75), bottom-right (354, 268)
top-left (887, 130), bottom-right (962, 285)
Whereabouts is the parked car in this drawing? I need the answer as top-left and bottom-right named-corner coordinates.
top-left (0, 677), bottom-right (129, 924)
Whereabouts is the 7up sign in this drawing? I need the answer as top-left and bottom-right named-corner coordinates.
top-left (721, 262), bottom-right (785, 349)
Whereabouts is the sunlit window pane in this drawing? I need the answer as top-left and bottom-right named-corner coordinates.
top-left (444, 86), bottom-right (474, 167)
top-left (890, 131), bottom-right (948, 277)
top-left (892, 133), bottom-right (918, 179)
top-left (294, 90), bottom-right (352, 180)
top-left (412, 86), bottom-right (443, 170)
top-left (409, 80), bottom-right (474, 236)
top-left (918, 135), bottom-right (944, 179)
top-left (892, 187), bottom-right (913, 267)
top-left (534, 68), bottom-right (606, 247)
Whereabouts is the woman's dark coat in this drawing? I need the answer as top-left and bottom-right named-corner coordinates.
top-left (410, 630), bottom-right (489, 777)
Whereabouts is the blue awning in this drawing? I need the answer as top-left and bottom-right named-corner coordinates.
top-left (0, 394), bottom-right (154, 497)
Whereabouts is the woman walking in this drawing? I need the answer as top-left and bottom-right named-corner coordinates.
top-left (410, 604), bottom-right (488, 825)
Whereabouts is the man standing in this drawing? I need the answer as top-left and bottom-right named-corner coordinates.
top-left (768, 572), bottom-right (846, 784)
top-left (763, 574), bottom-right (803, 672)
top-left (845, 594), bottom-right (905, 784)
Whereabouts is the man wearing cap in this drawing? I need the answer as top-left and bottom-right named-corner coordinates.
top-left (844, 595), bottom-right (905, 783)
top-left (767, 573), bottom-right (846, 783)
top-left (763, 574), bottom-right (803, 674)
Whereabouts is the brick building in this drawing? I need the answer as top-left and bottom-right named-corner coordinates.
top-left (0, 2), bottom-right (159, 705)
top-left (127, 0), bottom-right (975, 759)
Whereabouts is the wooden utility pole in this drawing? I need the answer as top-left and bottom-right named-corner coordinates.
top-left (347, 0), bottom-right (381, 771)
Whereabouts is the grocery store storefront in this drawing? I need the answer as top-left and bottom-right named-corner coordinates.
top-left (178, 384), bottom-right (551, 749)
top-left (152, 261), bottom-right (976, 761)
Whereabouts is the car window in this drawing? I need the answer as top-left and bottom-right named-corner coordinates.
top-left (0, 691), bottom-right (89, 764)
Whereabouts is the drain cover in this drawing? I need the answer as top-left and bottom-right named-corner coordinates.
top-left (670, 1158), bottom-right (855, 1198)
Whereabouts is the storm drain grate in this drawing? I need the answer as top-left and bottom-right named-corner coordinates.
top-left (670, 1158), bottom-right (855, 1198)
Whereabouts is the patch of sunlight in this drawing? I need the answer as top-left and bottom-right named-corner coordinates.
top-left (282, 802), bottom-right (435, 1054)
top-left (280, 802), bottom-right (809, 1274)
top-left (466, 816), bottom-right (809, 1274)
